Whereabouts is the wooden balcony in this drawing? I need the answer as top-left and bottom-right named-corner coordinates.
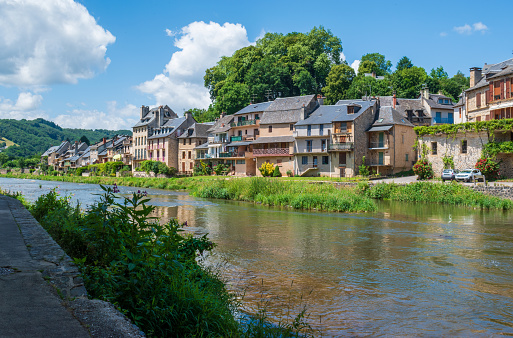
top-left (253, 148), bottom-right (290, 156)
top-left (328, 142), bottom-right (354, 151)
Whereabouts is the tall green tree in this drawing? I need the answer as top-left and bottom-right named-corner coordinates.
top-left (345, 75), bottom-right (392, 99)
top-left (390, 66), bottom-right (428, 99)
top-left (361, 53), bottom-right (392, 76)
top-left (396, 56), bottom-right (413, 71)
top-left (358, 60), bottom-right (380, 75)
top-left (322, 64), bottom-right (356, 104)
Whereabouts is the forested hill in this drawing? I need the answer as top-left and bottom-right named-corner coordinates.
top-left (0, 118), bottom-right (131, 158)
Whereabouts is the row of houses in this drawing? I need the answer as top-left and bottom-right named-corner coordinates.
top-left (43, 57), bottom-right (513, 178)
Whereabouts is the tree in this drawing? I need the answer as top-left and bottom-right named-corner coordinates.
top-left (189, 108), bottom-right (218, 123)
top-left (293, 69), bottom-right (317, 95)
top-left (345, 75), bottom-right (392, 99)
top-left (79, 135), bottom-right (90, 145)
top-left (358, 60), bottom-right (380, 75)
top-left (390, 66), bottom-right (428, 99)
top-left (396, 56), bottom-right (413, 71)
top-left (322, 64), bottom-right (356, 104)
top-left (361, 53), bottom-right (392, 76)
top-left (215, 82), bottom-right (250, 115)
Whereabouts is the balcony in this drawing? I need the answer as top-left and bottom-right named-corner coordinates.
top-left (230, 119), bottom-right (258, 127)
top-left (433, 117), bottom-right (454, 124)
top-left (332, 129), bottom-right (351, 135)
top-left (210, 138), bottom-right (228, 144)
top-left (219, 151), bottom-right (246, 158)
top-left (253, 148), bottom-right (290, 156)
top-left (230, 136), bottom-right (243, 142)
top-left (329, 142), bottom-right (354, 151)
top-left (368, 142), bottom-right (389, 149)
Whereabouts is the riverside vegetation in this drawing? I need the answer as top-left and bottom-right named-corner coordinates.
top-left (2, 186), bottom-right (317, 337)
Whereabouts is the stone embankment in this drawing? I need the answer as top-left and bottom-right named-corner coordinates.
top-left (0, 196), bottom-right (145, 337)
top-left (470, 185), bottom-right (513, 200)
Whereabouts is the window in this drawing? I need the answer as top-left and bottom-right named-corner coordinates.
top-left (190, 162), bottom-right (193, 169)
top-left (162, 150), bottom-right (165, 158)
top-left (183, 139), bottom-right (186, 145)
top-left (402, 134), bottom-right (404, 144)
top-left (462, 140), bottom-right (467, 154)
top-left (321, 139), bottom-right (326, 152)
top-left (307, 125), bottom-right (312, 136)
top-left (268, 126), bottom-right (272, 133)
top-left (144, 149), bottom-right (146, 159)
top-left (405, 153), bottom-right (409, 162)
top-left (340, 122), bottom-right (347, 132)
top-left (431, 142), bottom-right (437, 155)
top-left (290, 124), bottom-right (294, 131)
top-left (322, 156), bottom-right (329, 165)
top-left (306, 140), bottom-right (312, 152)
top-left (277, 159), bottom-right (282, 165)
top-left (189, 139), bottom-right (192, 145)
top-left (339, 152), bottom-right (346, 166)
top-left (182, 151), bottom-right (186, 159)
top-left (476, 92), bottom-right (481, 107)
top-left (236, 159), bottom-right (245, 164)
top-left (188, 151), bottom-right (191, 159)
top-left (313, 156), bottom-right (318, 167)
top-left (302, 156), bottom-right (308, 165)
top-left (255, 114), bottom-right (259, 120)
top-left (319, 124), bottom-right (324, 136)
top-left (347, 106), bottom-right (354, 114)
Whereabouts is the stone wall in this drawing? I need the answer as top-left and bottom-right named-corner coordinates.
top-left (470, 185), bottom-right (513, 200)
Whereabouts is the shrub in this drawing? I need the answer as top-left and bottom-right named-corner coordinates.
top-left (413, 158), bottom-right (434, 180)
top-left (286, 170), bottom-right (293, 177)
top-left (358, 156), bottom-right (370, 176)
top-left (272, 166), bottom-right (282, 177)
top-left (213, 163), bottom-right (229, 176)
top-left (259, 162), bottom-right (275, 177)
top-left (475, 157), bottom-right (501, 181)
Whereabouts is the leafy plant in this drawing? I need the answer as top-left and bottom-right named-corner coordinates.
top-left (413, 158), bottom-right (434, 180)
top-left (272, 166), bottom-right (282, 177)
top-left (259, 162), bottom-right (275, 177)
top-left (475, 157), bottom-right (501, 181)
top-left (358, 156), bottom-right (370, 176)
top-left (213, 163), bottom-right (229, 176)
top-left (442, 155), bottom-right (454, 169)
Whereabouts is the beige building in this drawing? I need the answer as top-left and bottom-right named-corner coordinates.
top-left (146, 112), bottom-right (196, 170)
top-left (366, 106), bottom-right (416, 175)
top-left (132, 105), bottom-right (178, 168)
top-left (177, 122), bottom-right (213, 174)
top-left (253, 95), bottom-right (318, 176)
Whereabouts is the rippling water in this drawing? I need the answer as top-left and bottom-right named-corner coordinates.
top-left (2, 177), bottom-right (513, 336)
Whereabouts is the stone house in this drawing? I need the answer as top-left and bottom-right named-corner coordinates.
top-left (177, 122), bottom-right (213, 174)
top-left (465, 58), bottom-right (513, 122)
top-left (366, 106), bottom-right (416, 175)
top-left (196, 114), bottom-right (234, 169)
top-left (146, 112), bottom-right (196, 170)
top-left (453, 93), bottom-right (467, 124)
top-left (253, 95), bottom-right (319, 176)
top-left (132, 105), bottom-right (178, 168)
top-left (42, 141), bottom-right (70, 168)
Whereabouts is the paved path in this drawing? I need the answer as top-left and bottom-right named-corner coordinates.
top-left (0, 197), bottom-right (90, 337)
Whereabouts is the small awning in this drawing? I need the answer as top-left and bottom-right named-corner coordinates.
top-left (490, 101), bottom-right (513, 110)
top-left (194, 143), bottom-right (209, 149)
top-left (113, 154), bottom-right (122, 160)
top-left (227, 141), bottom-right (252, 147)
top-left (367, 125), bottom-right (393, 132)
top-left (251, 136), bottom-right (295, 144)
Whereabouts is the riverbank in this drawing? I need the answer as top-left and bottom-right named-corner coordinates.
top-left (1, 173), bottom-right (512, 210)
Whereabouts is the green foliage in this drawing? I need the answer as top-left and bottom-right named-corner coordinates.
top-left (286, 170), bottom-right (293, 177)
top-left (213, 163), bottom-right (229, 176)
top-left (272, 165), bottom-right (282, 177)
top-left (357, 60), bottom-right (379, 75)
top-left (442, 155), bottom-right (455, 169)
top-left (361, 53), bottom-right (392, 76)
top-left (188, 108), bottom-right (218, 123)
top-left (363, 182), bottom-right (513, 210)
top-left (88, 161), bottom-right (126, 176)
top-left (484, 141), bottom-right (513, 157)
top-left (389, 66), bottom-right (427, 99)
top-left (413, 159), bottom-right (434, 180)
top-left (322, 63), bottom-right (355, 104)
top-left (415, 118), bottom-right (513, 137)
top-left (0, 118), bottom-right (131, 158)
top-left (475, 157), bottom-right (501, 181)
top-left (139, 160), bottom-right (176, 176)
top-left (259, 162), bottom-right (275, 177)
top-left (358, 156), bottom-right (370, 176)
top-left (345, 74), bottom-right (392, 99)
top-left (396, 56), bottom-right (413, 71)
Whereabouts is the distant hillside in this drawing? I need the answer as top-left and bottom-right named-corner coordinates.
top-left (0, 118), bottom-right (132, 158)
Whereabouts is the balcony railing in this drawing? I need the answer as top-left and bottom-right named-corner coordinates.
top-left (210, 138), bottom-right (228, 144)
top-left (230, 119), bottom-right (258, 127)
top-left (253, 148), bottom-right (290, 156)
top-left (328, 142), bottom-right (354, 151)
top-left (368, 142), bottom-right (389, 149)
top-left (433, 117), bottom-right (454, 124)
top-left (332, 129), bottom-right (351, 135)
top-left (230, 136), bottom-right (242, 142)
top-left (219, 151), bottom-right (246, 158)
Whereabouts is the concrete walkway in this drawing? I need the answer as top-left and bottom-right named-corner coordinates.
top-left (0, 196), bottom-right (144, 338)
top-left (0, 197), bottom-right (90, 337)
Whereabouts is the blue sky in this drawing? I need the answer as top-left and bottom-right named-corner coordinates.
top-left (0, 0), bottom-right (512, 130)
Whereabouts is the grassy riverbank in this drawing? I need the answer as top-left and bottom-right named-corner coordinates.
top-left (1, 173), bottom-right (512, 210)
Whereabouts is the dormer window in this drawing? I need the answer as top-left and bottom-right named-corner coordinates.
top-left (348, 106), bottom-right (354, 114)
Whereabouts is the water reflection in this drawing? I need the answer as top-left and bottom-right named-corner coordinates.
top-left (1, 177), bottom-right (513, 336)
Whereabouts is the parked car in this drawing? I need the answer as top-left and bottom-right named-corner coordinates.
top-left (455, 169), bottom-right (484, 182)
top-left (441, 169), bottom-right (459, 182)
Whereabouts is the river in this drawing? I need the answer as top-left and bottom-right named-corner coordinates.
top-left (1, 177), bottom-right (513, 337)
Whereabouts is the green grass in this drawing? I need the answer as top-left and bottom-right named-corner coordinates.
top-left (0, 137), bottom-right (17, 147)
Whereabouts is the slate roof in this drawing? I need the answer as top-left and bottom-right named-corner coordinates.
top-left (379, 97), bottom-right (428, 118)
top-left (208, 115), bottom-right (234, 134)
top-left (467, 57), bottom-right (513, 91)
top-left (194, 143), bottom-right (209, 149)
top-left (42, 146), bottom-right (59, 157)
top-left (133, 114), bottom-right (155, 128)
top-left (453, 94), bottom-right (465, 108)
top-left (260, 95), bottom-right (318, 124)
top-left (370, 106), bottom-right (414, 128)
top-left (251, 136), bottom-right (295, 144)
top-left (234, 101), bottom-right (273, 115)
top-left (296, 100), bottom-right (374, 125)
top-left (133, 105), bottom-right (178, 128)
top-left (178, 122), bottom-right (213, 139)
top-left (424, 94), bottom-right (454, 110)
top-left (147, 117), bottom-right (187, 140)
top-left (489, 65), bottom-right (513, 80)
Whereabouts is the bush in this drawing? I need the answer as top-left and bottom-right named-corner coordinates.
top-left (413, 158), bottom-right (434, 180)
top-left (272, 165), bottom-right (282, 177)
top-left (286, 170), bottom-right (293, 177)
top-left (358, 156), bottom-right (370, 176)
top-left (259, 162), bottom-right (275, 177)
top-left (475, 157), bottom-right (501, 181)
top-left (213, 163), bottom-right (229, 176)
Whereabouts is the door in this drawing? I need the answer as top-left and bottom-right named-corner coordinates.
top-left (448, 112), bottom-right (454, 124)
top-left (378, 132), bottom-right (384, 147)
top-left (182, 162), bottom-right (185, 172)
top-left (339, 152), bottom-right (346, 166)
top-left (378, 152), bottom-right (384, 165)
top-left (313, 156), bottom-right (318, 167)
top-left (436, 112), bottom-right (441, 123)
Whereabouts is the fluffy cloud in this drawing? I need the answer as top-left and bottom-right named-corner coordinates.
top-left (454, 22), bottom-right (488, 35)
top-left (137, 21), bottom-right (251, 113)
top-left (0, 0), bottom-right (115, 87)
top-left (54, 101), bottom-right (139, 130)
top-left (0, 92), bottom-right (46, 119)
top-left (351, 60), bottom-right (361, 74)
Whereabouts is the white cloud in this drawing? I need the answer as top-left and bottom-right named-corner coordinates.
top-left (340, 52), bottom-right (346, 62)
top-left (440, 32), bottom-right (448, 37)
top-left (473, 22), bottom-right (488, 32)
top-left (0, 92), bottom-right (46, 119)
top-left (453, 22), bottom-right (489, 35)
top-left (351, 60), bottom-right (361, 74)
top-left (54, 101), bottom-right (139, 130)
top-left (0, 0), bottom-right (115, 87)
top-left (165, 29), bottom-right (176, 37)
top-left (454, 24), bottom-right (472, 34)
top-left (137, 21), bottom-right (251, 113)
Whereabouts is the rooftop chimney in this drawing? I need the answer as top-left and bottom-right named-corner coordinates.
top-left (140, 105), bottom-right (149, 119)
top-left (393, 91), bottom-right (397, 109)
top-left (469, 67), bottom-right (482, 88)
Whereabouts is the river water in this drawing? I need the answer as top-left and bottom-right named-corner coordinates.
top-left (1, 177), bottom-right (513, 337)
